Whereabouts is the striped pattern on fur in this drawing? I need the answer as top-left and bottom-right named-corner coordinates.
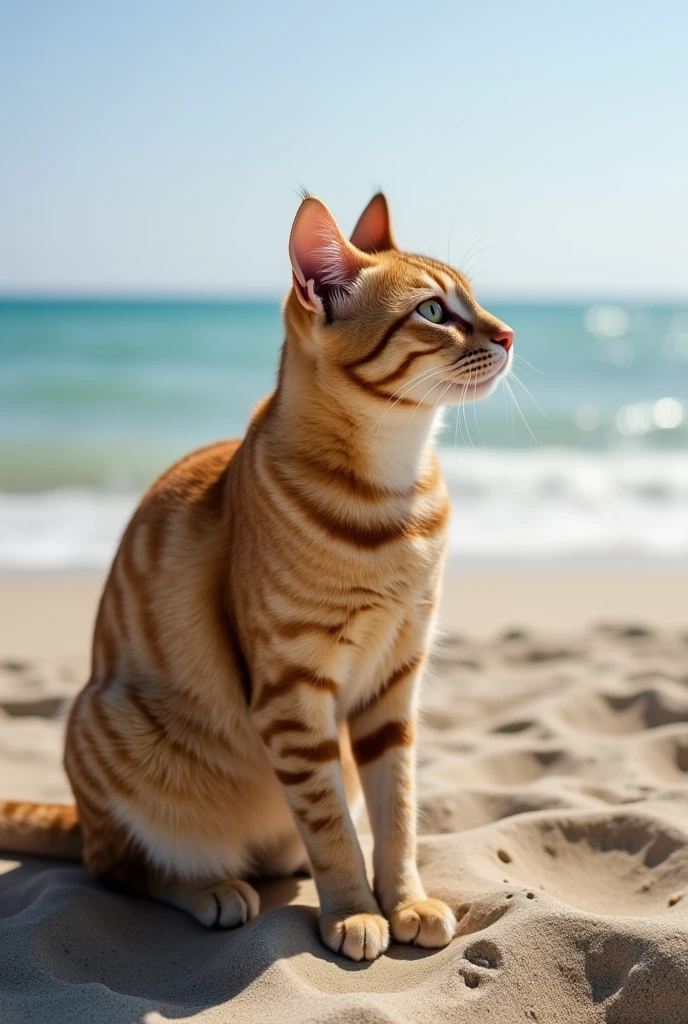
top-left (0, 193), bottom-right (514, 961)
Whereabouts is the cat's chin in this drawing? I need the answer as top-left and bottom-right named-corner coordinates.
top-left (437, 368), bottom-right (507, 405)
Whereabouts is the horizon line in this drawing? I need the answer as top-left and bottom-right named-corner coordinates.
top-left (1, 289), bottom-right (688, 306)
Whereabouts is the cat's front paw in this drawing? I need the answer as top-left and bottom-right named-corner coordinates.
top-left (388, 898), bottom-right (456, 948)
top-left (320, 911), bottom-right (390, 961)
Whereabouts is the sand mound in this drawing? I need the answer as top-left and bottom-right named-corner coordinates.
top-left (2, 622), bottom-right (688, 1022)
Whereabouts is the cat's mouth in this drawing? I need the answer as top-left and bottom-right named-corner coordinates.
top-left (440, 364), bottom-right (508, 401)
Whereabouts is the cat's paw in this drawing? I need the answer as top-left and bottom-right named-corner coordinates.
top-left (320, 911), bottom-right (390, 961)
top-left (191, 878), bottom-right (261, 928)
top-left (388, 898), bottom-right (456, 948)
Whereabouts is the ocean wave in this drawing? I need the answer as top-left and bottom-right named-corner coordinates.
top-left (439, 448), bottom-right (688, 560)
top-left (1, 449), bottom-right (687, 570)
top-left (0, 490), bottom-right (137, 571)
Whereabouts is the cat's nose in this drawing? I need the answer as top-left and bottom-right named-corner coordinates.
top-left (492, 327), bottom-right (514, 352)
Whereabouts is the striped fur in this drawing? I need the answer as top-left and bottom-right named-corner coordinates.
top-left (0, 194), bottom-right (514, 960)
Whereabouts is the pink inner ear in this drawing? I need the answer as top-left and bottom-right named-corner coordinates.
top-left (350, 193), bottom-right (396, 253)
top-left (290, 198), bottom-right (368, 291)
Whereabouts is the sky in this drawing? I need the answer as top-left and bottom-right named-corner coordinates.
top-left (1, 1), bottom-right (687, 298)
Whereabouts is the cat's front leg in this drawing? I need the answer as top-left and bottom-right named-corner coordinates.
top-left (252, 670), bottom-right (389, 961)
top-left (348, 658), bottom-right (456, 949)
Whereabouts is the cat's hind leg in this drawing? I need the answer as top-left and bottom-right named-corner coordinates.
top-left (79, 810), bottom-right (260, 929)
top-left (95, 850), bottom-right (261, 929)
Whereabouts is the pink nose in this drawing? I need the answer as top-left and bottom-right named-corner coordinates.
top-left (492, 327), bottom-right (514, 352)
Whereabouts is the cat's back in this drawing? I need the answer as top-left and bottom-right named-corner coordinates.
top-left (65, 433), bottom-right (291, 875)
top-left (89, 437), bottom-right (244, 690)
top-left (136, 437), bottom-right (240, 527)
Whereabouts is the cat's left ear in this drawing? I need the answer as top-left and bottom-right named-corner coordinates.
top-left (289, 197), bottom-right (372, 312)
top-left (350, 193), bottom-right (397, 253)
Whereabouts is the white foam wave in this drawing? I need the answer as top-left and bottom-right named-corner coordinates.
top-left (1, 449), bottom-right (687, 570)
top-left (0, 490), bottom-right (137, 571)
top-left (440, 448), bottom-right (688, 560)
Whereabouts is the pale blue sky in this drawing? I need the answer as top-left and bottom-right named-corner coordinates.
top-left (2, 1), bottom-right (687, 297)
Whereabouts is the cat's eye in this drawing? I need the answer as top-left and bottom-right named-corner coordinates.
top-left (417, 299), bottom-right (447, 324)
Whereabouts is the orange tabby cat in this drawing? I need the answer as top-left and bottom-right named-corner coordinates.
top-left (0, 194), bottom-right (514, 961)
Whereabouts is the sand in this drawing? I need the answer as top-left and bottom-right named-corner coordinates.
top-left (1, 570), bottom-right (688, 1023)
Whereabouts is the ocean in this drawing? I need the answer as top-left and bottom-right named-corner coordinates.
top-left (2, 298), bottom-right (688, 570)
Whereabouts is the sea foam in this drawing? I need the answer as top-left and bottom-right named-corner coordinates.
top-left (1, 448), bottom-right (687, 571)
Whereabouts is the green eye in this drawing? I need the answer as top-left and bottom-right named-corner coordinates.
top-left (417, 299), bottom-right (446, 324)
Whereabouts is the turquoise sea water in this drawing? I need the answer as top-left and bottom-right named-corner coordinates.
top-left (1, 298), bottom-right (688, 567)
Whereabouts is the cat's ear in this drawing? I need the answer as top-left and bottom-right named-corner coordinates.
top-left (289, 197), bottom-right (372, 312)
top-left (350, 192), bottom-right (397, 254)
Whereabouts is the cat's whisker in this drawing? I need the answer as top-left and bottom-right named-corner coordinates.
top-left (472, 379), bottom-right (488, 450)
top-left (371, 365), bottom-right (444, 433)
top-left (373, 365), bottom-right (449, 441)
top-left (461, 247), bottom-right (500, 279)
top-left (398, 227), bottom-right (432, 259)
top-left (403, 377), bottom-right (451, 440)
top-left (426, 381), bottom-right (456, 442)
top-left (454, 402), bottom-right (462, 449)
top-left (460, 375), bottom-right (482, 464)
top-left (372, 352), bottom-right (467, 440)
top-left (501, 376), bottom-right (515, 432)
top-left (433, 380), bottom-right (455, 411)
top-left (417, 225), bottom-right (441, 263)
top-left (509, 370), bottom-right (549, 420)
top-left (459, 230), bottom-right (497, 273)
top-left (504, 378), bottom-right (538, 443)
top-left (450, 378), bottom-right (467, 450)
top-left (381, 364), bottom-right (444, 407)
top-left (514, 354), bottom-right (546, 376)
top-left (446, 204), bottom-right (463, 264)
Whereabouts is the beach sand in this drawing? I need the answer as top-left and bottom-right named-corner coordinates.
top-left (2, 570), bottom-right (688, 1022)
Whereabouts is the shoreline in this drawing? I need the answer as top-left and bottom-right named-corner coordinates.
top-left (1, 567), bottom-right (686, 658)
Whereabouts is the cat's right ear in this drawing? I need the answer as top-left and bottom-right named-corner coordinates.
top-left (289, 198), bottom-right (371, 312)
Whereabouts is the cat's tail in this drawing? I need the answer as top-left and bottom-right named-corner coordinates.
top-left (0, 800), bottom-right (82, 859)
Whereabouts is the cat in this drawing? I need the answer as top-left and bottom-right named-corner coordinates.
top-left (0, 193), bottom-right (514, 961)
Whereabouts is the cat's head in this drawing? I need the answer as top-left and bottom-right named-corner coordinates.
top-left (285, 194), bottom-right (514, 411)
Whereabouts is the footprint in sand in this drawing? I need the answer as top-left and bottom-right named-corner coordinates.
top-left (464, 938), bottom-right (502, 969)
top-left (486, 812), bottom-right (688, 917)
top-left (584, 931), bottom-right (688, 1020)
